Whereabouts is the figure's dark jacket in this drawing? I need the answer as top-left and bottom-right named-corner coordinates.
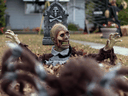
top-left (19, 43), bottom-right (117, 64)
top-left (108, 4), bottom-right (123, 24)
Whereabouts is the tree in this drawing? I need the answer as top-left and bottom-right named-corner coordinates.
top-left (0, 0), bottom-right (6, 27)
top-left (117, 0), bottom-right (128, 25)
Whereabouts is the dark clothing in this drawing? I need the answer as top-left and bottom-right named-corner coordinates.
top-left (108, 4), bottom-right (123, 36)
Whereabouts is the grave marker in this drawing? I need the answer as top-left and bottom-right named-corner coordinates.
top-left (42, 1), bottom-right (69, 45)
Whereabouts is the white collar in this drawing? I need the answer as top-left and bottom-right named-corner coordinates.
top-left (51, 46), bottom-right (69, 56)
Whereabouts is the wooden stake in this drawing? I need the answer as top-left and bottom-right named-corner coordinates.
top-left (39, 1), bottom-right (50, 35)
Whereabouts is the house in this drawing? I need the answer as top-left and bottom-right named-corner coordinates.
top-left (5, 0), bottom-right (85, 30)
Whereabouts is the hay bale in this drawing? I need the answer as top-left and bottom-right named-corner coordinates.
top-left (121, 25), bottom-right (128, 36)
top-left (121, 28), bottom-right (127, 36)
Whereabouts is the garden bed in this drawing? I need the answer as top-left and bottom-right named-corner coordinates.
top-left (13, 31), bottom-right (38, 34)
top-left (13, 31), bottom-right (83, 34)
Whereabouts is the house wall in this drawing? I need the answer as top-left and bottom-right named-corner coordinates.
top-left (67, 0), bottom-right (85, 29)
top-left (5, 0), bottom-right (43, 29)
top-left (5, 0), bottom-right (85, 29)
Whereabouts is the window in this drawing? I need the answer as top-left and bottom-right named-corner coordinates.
top-left (25, 2), bottom-right (45, 14)
top-left (24, 0), bottom-right (70, 14)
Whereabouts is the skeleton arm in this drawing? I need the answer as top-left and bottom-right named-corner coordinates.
top-left (86, 33), bottom-right (121, 64)
top-left (104, 33), bottom-right (122, 51)
top-left (5, 30), bottom-right (20, 44)
top-left (5, 30), bottom-right (40, 61)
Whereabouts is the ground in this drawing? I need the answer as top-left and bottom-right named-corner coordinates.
top-left (0, 34), bottom-right (128, 95)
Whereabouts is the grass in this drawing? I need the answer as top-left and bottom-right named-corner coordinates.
top-left (0, 34), bottom-right (128, 67)
top-left (1, 34), bottom-right (128, 96)
top-left (70, 33), bottom-right (128, 48)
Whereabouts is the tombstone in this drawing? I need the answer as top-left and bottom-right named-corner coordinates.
top-left (5, 13), bottom-right (11, 29)
top-left (42, 1), bottom-right (69, 45)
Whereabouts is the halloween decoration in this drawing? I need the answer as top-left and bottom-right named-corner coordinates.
top-left (42, 1), bottom-right (69, 45)
top-left (50, 23), bottom-right (70, 51)
top-left (5, 23), bottom-right (121, 65)
top-left (105, 0), bottom-right (127, 36)
top-left (1, 46), bottom-right (128, 96)
top-left (1, 43), bottom-right (48, 96)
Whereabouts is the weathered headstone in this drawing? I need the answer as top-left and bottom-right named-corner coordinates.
top-left (42, 1), bottom-right (69, 45)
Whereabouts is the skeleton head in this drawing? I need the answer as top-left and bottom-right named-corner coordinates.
top-left (50, 23), bottom-right (70, 52)
top-left (53, 7), bottom-right (59, 17)
top-left (110, 0), bottom-right (116, 6)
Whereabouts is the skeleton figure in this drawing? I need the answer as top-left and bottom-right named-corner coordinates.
top-left (49, 6), bottom-right (62, 22)
top-left (53, 6), bottom-right (59, 17)
top-left (1, 23), bottom-right (126, 96)
top-left (5, 23), bottom-right (121, 66)
top-left (105, 0), bottom-right (127, 36)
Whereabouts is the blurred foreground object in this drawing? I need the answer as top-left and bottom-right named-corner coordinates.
top-left (1, 46), bottom-right (128, 96)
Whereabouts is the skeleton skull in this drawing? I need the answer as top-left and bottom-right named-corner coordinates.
top-left (111, 0), bottom-right (116, 6)
top-left (53, 7), bottom-right (59, 17)
top-left (50, 23), bottom-right (70, 52)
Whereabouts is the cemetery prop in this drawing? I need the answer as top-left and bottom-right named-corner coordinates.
top-left (5, 23), bottom-right (122, 67)
top-left (42, 1), bottom-right (69, 45)
top-left (5, 13), bottom-right (11, 29)
top-left (1, 46), bottom-right (128, 96)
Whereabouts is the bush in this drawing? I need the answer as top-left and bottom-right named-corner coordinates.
top-left (78, 28), bottom-right (84, 31)
top-left (117, 0), bottom-right (128, 25)
top-left (68, 23), bottom-right (79, 31)
top-left (0, 0), bottom-right (6, 27)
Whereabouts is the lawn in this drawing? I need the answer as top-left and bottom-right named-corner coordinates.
top-left (70, 33), bottom-right (128, 48)
top-left (1, 34), bottom-right (128, 95)
top-left (0, 34), bottom-right (128, 67)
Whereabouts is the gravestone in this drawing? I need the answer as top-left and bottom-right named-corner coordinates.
top-left (42, 1), bottom-right (69, 45)
top-left (5, 13), bottom-right (11, 29)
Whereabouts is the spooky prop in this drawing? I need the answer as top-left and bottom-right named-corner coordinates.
top-left (42, 2), bottom-right (69, 45)
top-left (1, 44), bottom-right (128, 96)
top-left (5, 23), bottom-right (122, 65)
top-left (49, 5), bottom-right (63, 23)
top-left (1, 43), bottom-right (48, 96)
top-left (105, 0), bottom-right (127, 36)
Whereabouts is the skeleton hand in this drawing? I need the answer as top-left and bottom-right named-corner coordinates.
top-left (104, 33), bottom-right (122, 51)
top-left (5, 30), bottom-right (20, 44)
top-left (121, 0), bottom-right (127, 9)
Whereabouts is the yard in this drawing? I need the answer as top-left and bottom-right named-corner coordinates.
top-left (1, 33), bottom-right (128, 95)
top-left (70, 33), bottom-right (128, 48)
top-left (0, 34), bottom-right (128, 66)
